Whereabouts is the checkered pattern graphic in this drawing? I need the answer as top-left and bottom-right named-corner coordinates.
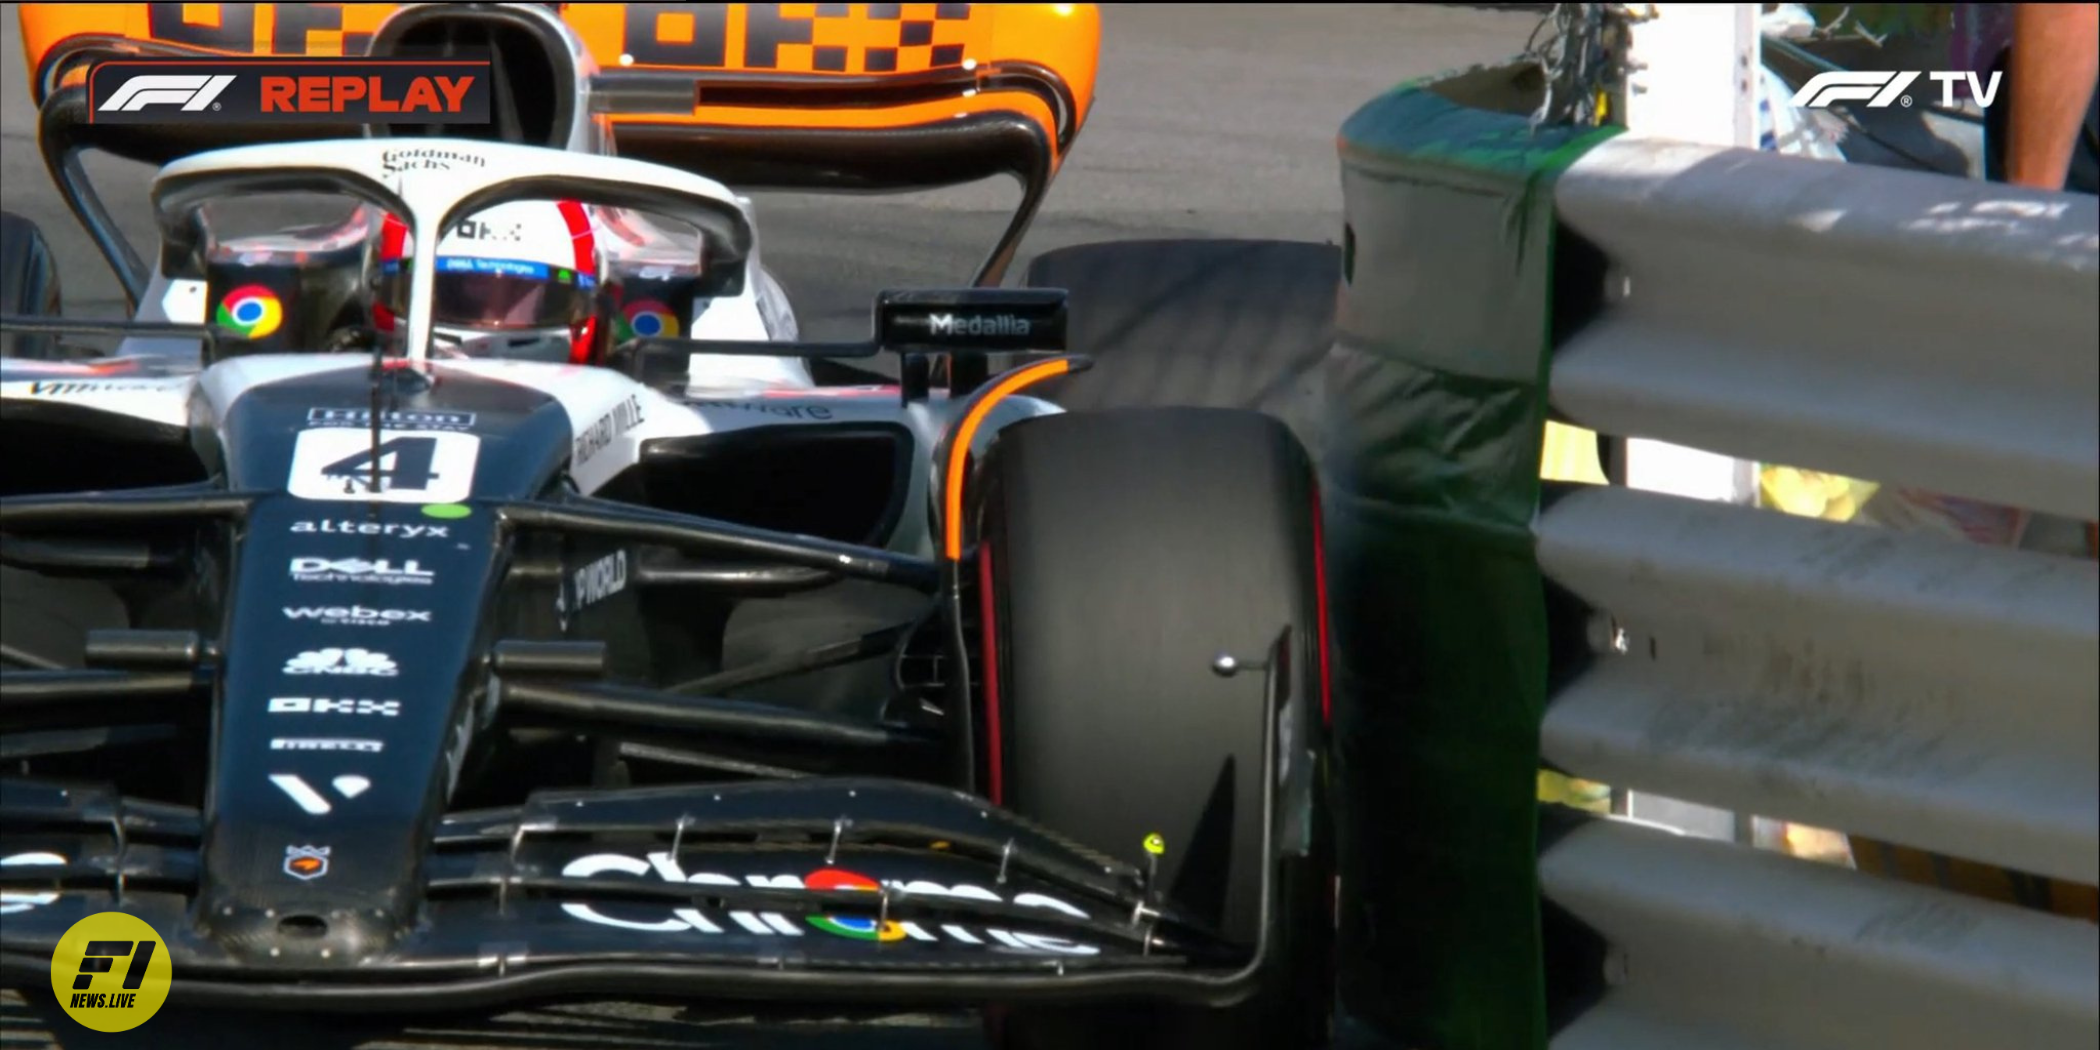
top-left (794, 3), bottom-right (977, 74)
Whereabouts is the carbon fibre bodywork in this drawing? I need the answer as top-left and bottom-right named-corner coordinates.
top-left (0, 327), bottom-right (1303, 1010)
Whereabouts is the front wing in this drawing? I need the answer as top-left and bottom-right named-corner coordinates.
top-left (0, 774), bottom-right (1287, 1012)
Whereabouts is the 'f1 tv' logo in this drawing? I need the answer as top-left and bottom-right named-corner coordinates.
top-left (1792, 71), bottom-right (2004, 110)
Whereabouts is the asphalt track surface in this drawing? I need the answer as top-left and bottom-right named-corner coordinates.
top-left (0, 4), bottom-right (1540, 1048)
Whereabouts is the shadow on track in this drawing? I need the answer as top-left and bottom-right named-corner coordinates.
top-left (2, 992), bottom-right (983, 1050)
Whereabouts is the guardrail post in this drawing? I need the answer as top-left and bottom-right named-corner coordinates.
top-left (1326, 64), bottom-right (1619, 1050)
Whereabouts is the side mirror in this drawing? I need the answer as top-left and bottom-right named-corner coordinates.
top-left (874, 289), bottom-right (1067, 354)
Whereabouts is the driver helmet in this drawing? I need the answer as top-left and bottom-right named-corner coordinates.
top-left (374, 199), bottom-right (604, 363)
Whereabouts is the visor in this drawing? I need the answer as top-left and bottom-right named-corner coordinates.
top-left (379, 256), bottom-right (597, 330)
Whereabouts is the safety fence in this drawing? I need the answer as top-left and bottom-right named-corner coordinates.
top-left (1326, 64), bottom-right (2096, 1050)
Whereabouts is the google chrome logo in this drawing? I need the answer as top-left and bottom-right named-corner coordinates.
top-left (804, 868), bottom-right (907, 942)
top-left (216, 285), bottom-right (284, 339)
top-left (619, 300), bottom-right (679, 341)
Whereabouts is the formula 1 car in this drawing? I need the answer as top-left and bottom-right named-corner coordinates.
top-left (0, 5), bottom-right (1336, 1046)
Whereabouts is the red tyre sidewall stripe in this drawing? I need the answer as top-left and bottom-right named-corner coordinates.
top-left (1310, 485), bottom-right (1334, 727)
top-left (977, 542), bottom-right (1006, 807)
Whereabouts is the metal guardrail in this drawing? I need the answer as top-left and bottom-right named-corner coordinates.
top-left (1539, 135), bottom-right (2099, 1049)
top-left (1542, 818), bottom-right (2097, 1050)
top-left (1551, 137), bottom-right (2098, 522)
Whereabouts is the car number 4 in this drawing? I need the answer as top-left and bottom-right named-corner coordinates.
top-left (288, 429), bottom-right (479, 504)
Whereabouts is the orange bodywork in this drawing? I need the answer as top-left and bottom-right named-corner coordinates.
top-left (941, 356), bottom-right (1073, 560)
top-left (18, 3), bottom-right (1100, 163)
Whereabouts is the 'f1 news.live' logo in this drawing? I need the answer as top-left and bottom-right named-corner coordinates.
top-left (89, 60), bottom-right (490, 124)
top-left (70, 939), bottom-right (156, 1001)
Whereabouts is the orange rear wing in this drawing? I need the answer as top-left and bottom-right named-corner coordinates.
top-left (19, 3), bottom-right (1100, 293)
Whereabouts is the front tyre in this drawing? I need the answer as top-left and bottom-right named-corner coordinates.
top-left (974, 407), bottom-right (1335, 1049)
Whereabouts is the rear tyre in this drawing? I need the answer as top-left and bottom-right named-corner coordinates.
top-left (1, 213), bottom-right (129, 665)
top-left (975, 407), bottom-right (1334, 1050)
top-left (0, 568), bottom-right (128, 669)
top-left (0, 211), bottom-right (65, 360)
top-left (1021, 239), bottom-right (1338, 430)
